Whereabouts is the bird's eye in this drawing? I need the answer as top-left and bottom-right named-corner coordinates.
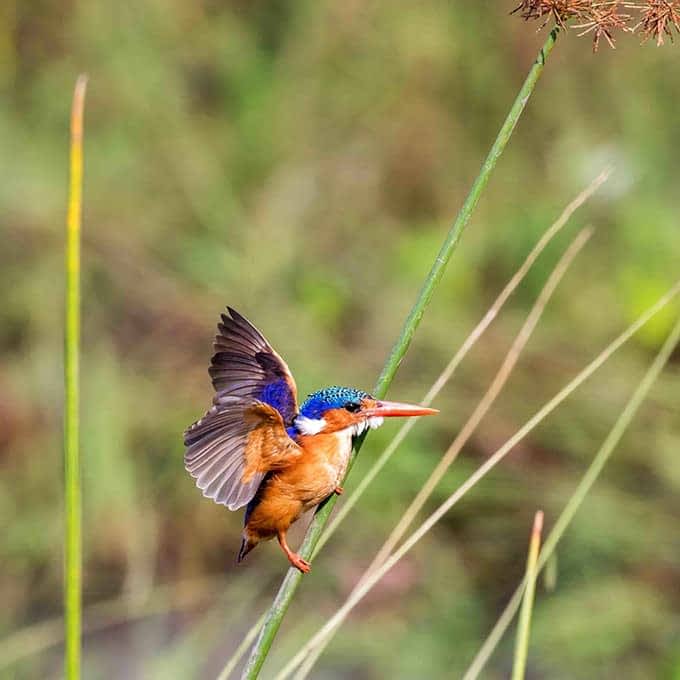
top-left (344, 402), bottom-right (361, 413)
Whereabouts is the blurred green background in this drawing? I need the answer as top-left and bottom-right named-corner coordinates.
top-left (2, 1), bottom-right (679, 678)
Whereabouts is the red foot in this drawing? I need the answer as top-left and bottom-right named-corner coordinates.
top-left (334, 485), bottom-right (344, 495)
top-left (278, 530), bottom-right (312, 574)
top-left (288, 553), bottom-right (311, 573)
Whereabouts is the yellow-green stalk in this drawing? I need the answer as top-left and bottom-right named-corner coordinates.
top-left (464, 312), bottom-right (680, 679)
top-left (64, 74), bottom-right (87, 680)
top-left (511, 510), bottom-right (544, 680)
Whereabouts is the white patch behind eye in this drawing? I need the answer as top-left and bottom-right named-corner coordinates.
top-left (295, 415), bottom-right (327, 435)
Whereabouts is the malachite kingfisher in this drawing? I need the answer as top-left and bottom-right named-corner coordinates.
top-left (184, 308), bottom-right (438, 573)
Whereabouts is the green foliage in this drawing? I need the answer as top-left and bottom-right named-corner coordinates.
top-left (1, 2), bottom-right (679, 678)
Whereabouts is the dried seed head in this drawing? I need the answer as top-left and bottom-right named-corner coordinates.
top-left (574, 4), bottom-right (633, 50)
top-left (512, 0), bottom-right (592, 28)
top-left (513, 0), bottom-right (680, 50)
top-left (630, 0), bottom-right (680, 45)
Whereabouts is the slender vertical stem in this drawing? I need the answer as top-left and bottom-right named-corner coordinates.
top-left (64, 74), bottom-right (87, 680)
top-left (238, 27), bottom-right (560, 680)
top-left (271, 281), bottom-right (680, 680)
top-left (511, 511), bottom-right (544, 680)
top-left (374, 27), bottom-right (560, 392)
top-left (286, 228), bottom-right (591, 679)
top-left (313, 170), bottom-right (608, 559)
top-left (463, 312), bottom-right (680, 679)
top-left (363, 229), bottom-right (591, 579)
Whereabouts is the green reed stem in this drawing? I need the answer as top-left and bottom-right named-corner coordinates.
top-left (237, 27), bottom-right (560, 680)
top-left (463, 312), bottom-right (680, 680)
top-left (271, 281), bottom-right (680, 680)
top-left (312, 169), bottom-right (608, 561)
top-left (511, 511), bottom-right (543, 680)
top-left (64, 74), bottom-right (87, 680)
top-left (284, 227), bottom-right (591, 680)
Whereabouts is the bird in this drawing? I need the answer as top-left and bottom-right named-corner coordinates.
top-left (184, 307), bottom-right (438, 573)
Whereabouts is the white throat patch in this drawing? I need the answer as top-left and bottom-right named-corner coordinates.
top-left (294, 415), bottom-right (327, 435)
top-left (351, 416), bottom-right (384, 436)
top-left (294, 415), bottom-right (384, 437)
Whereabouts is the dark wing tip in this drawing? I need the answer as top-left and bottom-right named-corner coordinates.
top-left (226, 306), bottom-right (247, 323)
top-left (208, 306), bottom-right (298, 423)
top-left (183, 416), bottom-right (205, 446)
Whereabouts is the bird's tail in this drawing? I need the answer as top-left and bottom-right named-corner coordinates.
top-left (237, 533), bottom-right (258, 563)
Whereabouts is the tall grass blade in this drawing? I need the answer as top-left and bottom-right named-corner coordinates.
top-left (238, 26), bottom-right (560, 680)
top-left (279, 227), bottom-right (591, 679)
top-left (314, 170), bottom-right (609, 557)
top-left (463, 312), bottom-right (680, 679)
top-left (272, 279), bottom-right (680, 680)
top-left (64, 74), bottom-right (87, 680)
top-left (372, 25), bottom-right (560, 394)
top-left (364, 228), bottom-right (591, 579)
top-left (511, 511), bottom-right (544, 680)
top-left (223, 169), bottom-right (606, 680)
top-left (217, 614), bottom-right (265, 680)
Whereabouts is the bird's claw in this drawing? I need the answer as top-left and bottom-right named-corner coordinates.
top-left (289, 553), bottom-right (311, 573)
top-left (334, 486), bottom-right (344, 495)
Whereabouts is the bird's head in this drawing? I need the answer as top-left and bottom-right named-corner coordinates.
top-left (293, 386), bottom-right (438, 437)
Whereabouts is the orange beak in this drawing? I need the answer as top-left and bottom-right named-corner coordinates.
top-left (363, 400), bottom-right (439, 418)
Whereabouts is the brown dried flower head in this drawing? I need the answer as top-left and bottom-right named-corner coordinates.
top-left (631, 0), bottom-right (680, 45)
top-left (513, 0), bottom-right (680, 50)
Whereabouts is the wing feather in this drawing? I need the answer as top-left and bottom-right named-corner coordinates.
top-left (208, 308), bottom-right (298, 425)
top-left (184, 396), bottom-right (302, 510)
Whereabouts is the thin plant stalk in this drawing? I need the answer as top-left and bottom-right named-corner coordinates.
top-left (292, 640), bottom-right (319, 680)
top-left (314, 169), bottom-right (609, 558)
top-left (511, 511), bottom-right (544, 680)
top-left (462, 585), bottom-right (521, 680)
top-left (372, 25), bottom-right (560, 394)
top-left (282, 228), bottom-right (592, 679)
top-left (64, 74), bottom-right (87, 680)
top-left (217, 616), bottom-right (265, 680)
top-left (146, 582), bottom-right (263, 680)
top-left (463, 311), bottom-right (680, 679)
top-left (238, 26), bottom-right (561, 680)
top-left (272, 279), bottom-right (680, 680)
top-left (222, 169), bottom-right (606, 679)
top-left (364, 228), bottom-right (591, 580)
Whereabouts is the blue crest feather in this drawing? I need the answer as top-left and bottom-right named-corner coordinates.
top-left (299, 386), bottom-right (370, 420)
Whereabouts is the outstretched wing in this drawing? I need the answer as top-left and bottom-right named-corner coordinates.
top-left (209, 307), bottom-right (298, 426)
top-left (184, 396), bottom-right (302, 510)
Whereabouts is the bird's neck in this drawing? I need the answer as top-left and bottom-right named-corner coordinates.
top-left (297, 426), bottom-right (355, 462)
